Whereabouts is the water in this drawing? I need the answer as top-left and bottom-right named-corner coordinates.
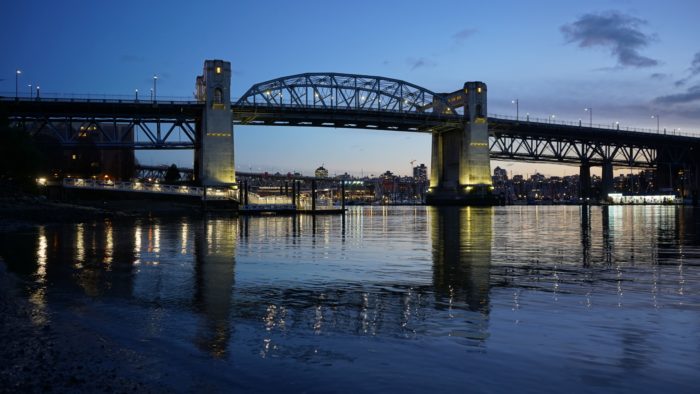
top-left (1, 206), bottom-right (699, 392)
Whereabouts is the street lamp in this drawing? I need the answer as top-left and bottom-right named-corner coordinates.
top-left (150, 88), bottom-right (154, 101)
top-left (526, 112), bottom-right (530, 122)
top-left (135, 89), bottom-right (139, 101)
top-left (28, 84), bottom-right (32, 99)
top-left (36, 86), bottom-right (40, 99)
top-left (584, 107), bottom-right (592, 127)
top-left (15, 69), bottom-right (21, 99)
top-left (153, 75), bottom-right (157, 102)
top-left (651, 114), bottom-right (659, 133)
top-left (512, 99), bottom-right (519, 121)
top-left (550, 114), bottom-right (556, 123)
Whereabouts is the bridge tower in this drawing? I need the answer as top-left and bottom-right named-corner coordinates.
top-left (195, 60), bottom-right (236, 186)
top-left (427, 82), bottom-right (494, 205)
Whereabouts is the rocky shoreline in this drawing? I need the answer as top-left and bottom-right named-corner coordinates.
top-left (0, 193), bottom-right (207, 224)
top-left (0, 193), bottom-right (231, 393)
top-left (0, 261), bottom-right (160, 393)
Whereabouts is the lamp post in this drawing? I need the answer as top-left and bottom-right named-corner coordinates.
top-left (15, 69), bottom-right (21, 99)
top-left (28, 84), bottom-right (32, 99)
top-left (36, 86), bottom-right (40, 99)
top-left (135, 89), bottom-right (139, 101)
top-left (153, 75), bottom-right (157, 102)
top-left (651, 114), bottom-right (659, 133)
top-left (150, 88), bottom-right (154, 101)
top-left (512, 99), bottom-right (519, 121)
top-left (584, 107), bottom-right (592, 127)
top-left (550, 114), bottom-right (556, 123)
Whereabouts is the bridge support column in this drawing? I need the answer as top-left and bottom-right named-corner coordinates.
top-left (426, 82), bottom-right (494, 205)
top-left (601, 160), bottom-right (614, 201)
top-left (579, 162), bottom-right (591, 202)
top-left (195, 60), bottom-right (236, 187)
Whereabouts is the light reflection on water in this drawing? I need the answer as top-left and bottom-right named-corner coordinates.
top-left (1, 205), bottom-right (699, 391)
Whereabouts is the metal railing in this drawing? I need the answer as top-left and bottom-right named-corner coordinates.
top-left (489, 113), bottom-right (698, 137)
top-left (62, 178), bottom-right (235, 200)
top-left (0, 91), bottom-right (200, 105)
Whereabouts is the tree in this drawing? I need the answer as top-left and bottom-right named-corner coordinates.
top-left (0, 113), bottom-right (44, 186)
top-left (164, 164), bottom-right (180, 184)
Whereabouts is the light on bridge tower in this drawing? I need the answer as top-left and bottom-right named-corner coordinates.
top-left (195, 60), bottom-right (235, 187)
top-left (427, 81), bottom-right (494, 205)
top-left (461, 81), bottom-right (493, 189)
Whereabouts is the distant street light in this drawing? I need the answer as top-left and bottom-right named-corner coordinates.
top-left (15, 69), bottom-right (21, 99)
top-left (28, 84), bottom-right (32, 99)
top-left (651, 114), bottom-right (659, 133)
top-left (150, 88), bottom-right (154, 101)
top-left (550, 114), bottom-right (556, 123)
top-left (526, 112), bottom-right (530, 122)
top-left (135, 89), bottom-right (139, 101)
top-left (584, 107), bottom-right (592, 127)
top-left (36, 86), bottom-right (40, 99)
top-left (615, 121), bottom-right (620, 130)
top-left (512, 99), bottom-right (519, 121)
top-left (153, 75), bottom-right (158, 102)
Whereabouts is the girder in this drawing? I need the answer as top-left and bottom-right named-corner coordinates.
top-left (489, 134), bottom-right (657, 167)
top-left (11, 115), bottom-right (197, 149)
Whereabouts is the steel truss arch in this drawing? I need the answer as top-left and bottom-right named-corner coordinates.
top-left (235, 72), bottom-right (458, 115)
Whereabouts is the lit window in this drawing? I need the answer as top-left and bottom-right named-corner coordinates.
top-left (72, 154), bottom-right (77, 160)
top-left (477, 87), bottom-right (482, 93)
top-left (216, 66), bottom-right (222, 74)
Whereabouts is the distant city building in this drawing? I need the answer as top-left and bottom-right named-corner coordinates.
top-left (315, 165), bottom-right (328, 178)
top-left (413, 163), bottom-right (428, 181)
top-left (493, 166), bottom-right (508, 181)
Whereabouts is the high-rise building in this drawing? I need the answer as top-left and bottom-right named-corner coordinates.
top-left (493, 166), bottom-right (508, 181)
top-left (413, 163), bottom-right (428, 181)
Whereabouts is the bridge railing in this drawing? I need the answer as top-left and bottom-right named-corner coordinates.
top-left (489, 113), bottom-right (697, 137)
top-left (0, 92), bottom-right (200, 105)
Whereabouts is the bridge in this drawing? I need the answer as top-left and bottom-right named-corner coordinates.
top-left (2, 59), bottom-right (699, 204)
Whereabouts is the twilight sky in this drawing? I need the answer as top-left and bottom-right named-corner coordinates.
top-left (2, 0), bottom-right (700, 177)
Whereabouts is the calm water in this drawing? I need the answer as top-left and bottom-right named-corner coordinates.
top-left (1, 206), bottom-right (700, 393)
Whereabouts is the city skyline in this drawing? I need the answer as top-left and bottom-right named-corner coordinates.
top-left (2, 0), bottom-right (699, 177)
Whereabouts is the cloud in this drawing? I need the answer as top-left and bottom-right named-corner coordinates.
top-left (452, 28), bottom-right (477, 45)
top-left (674, 51), bottom-right (700, 86)
top-left (654, 84), bottom-right (700, 105)
top-left (561, 11), bottom-right (658, 68)
top-left (406, 57), bottom-right (436, 70)
top-left (650, 73), bottom-right (667, 80)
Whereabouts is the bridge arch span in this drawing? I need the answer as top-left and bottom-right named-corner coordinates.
top-left (235, 72), bottom-right (457, 114)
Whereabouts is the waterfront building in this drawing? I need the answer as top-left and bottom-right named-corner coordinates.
top-left (315, 166), bottom-right (328, 178)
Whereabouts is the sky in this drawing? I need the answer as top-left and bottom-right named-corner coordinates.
top-left (2, 0), bottom-right (700, 177)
